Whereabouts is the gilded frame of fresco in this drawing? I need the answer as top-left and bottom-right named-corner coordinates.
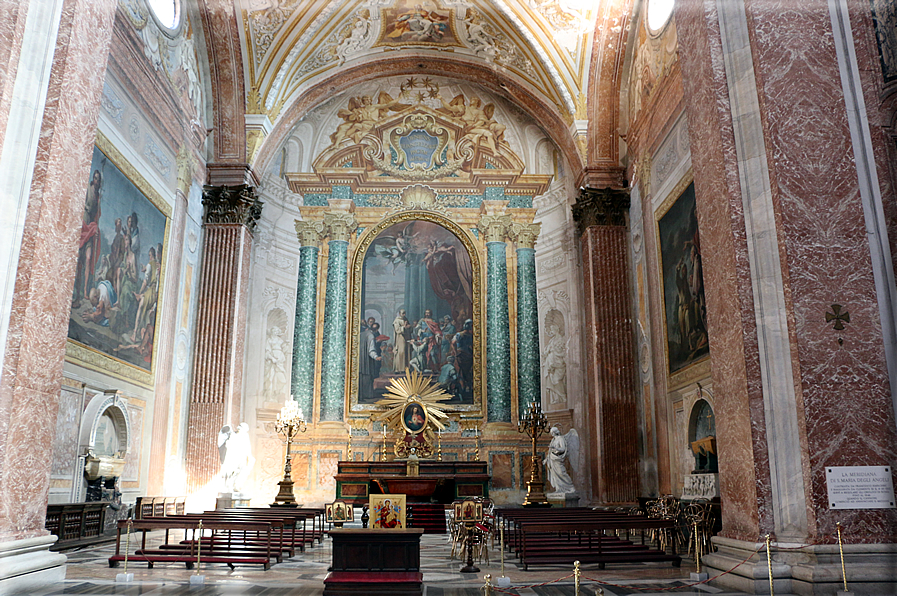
top-left (654, 170), bottom-right (711, 390)
top-left (65, 131), bottom-right (172, 389)
top-left (347, 210), bottom-right (483, 416)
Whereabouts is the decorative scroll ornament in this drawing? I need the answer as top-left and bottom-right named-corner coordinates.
top-left (477, 214), bottom-right (513, 243)
top-left (202, 184), bottom-right (264, 232)
top-left (294, 219), bottom-right (327, 247)
top-left (510, 222), bottom-right (541, 249)
top-left (323, 212), bottom-right (358, 242)
top-left (368, 111), bottom-right (469, 181)
top-left (571, 187), bottom-right (630, 234)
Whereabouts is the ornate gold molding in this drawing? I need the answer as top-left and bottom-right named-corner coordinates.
top-left (323, 212), bottom-right (358, 242)
top-left (294, 219), bottom-right (328, 247)
top-left (509, 222), bottom-right (541, 249)
top-left (477, 214), bottom-right (513, 243)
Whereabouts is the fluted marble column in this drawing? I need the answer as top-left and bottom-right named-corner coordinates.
top-left (291, 220), bottom-right (326, 418)
top-left (319, 212), bottom-right (358, 422)
top-left (185, 184), bottom-right (262, 492)
top-left (573, 188), bottom-right (638, 504)
top-left (479, 215), bottom-right (513, 423)
top-left (511, 223), bottom-right (542, 414)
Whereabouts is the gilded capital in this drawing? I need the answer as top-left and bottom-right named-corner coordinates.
top-left (202, 184), bottom-right (264, 232)
top-left (510, 222), bottom-right (541, 249)
top-left (294, 219), bottom-right (327, 247)
top-left (571, 187), bottom-right (630, 235)
top-left (477, 214), bottom-right (513, 243)
top-left (323, 212), bottom-right (358, 243)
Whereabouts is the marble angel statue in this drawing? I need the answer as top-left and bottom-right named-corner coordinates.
top-left (546, 426), bottom-right (580, 494)
top-left (218, 423), bottom-right (255, 494)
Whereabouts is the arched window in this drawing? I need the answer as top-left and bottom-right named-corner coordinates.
top-left (646, 0), bottom-right (674, 34)
top-left (147, 0), bottom-right (181, 35)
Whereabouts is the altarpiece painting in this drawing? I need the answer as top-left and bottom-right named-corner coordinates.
top-left (355, 219), bottom-right (475, 405)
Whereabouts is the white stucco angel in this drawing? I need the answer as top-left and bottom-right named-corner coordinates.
top-left (218, 423), bottom-right (255, 494)
top-left (546, 426), bottom-right (580, 493)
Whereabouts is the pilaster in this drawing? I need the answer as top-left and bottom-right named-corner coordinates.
top-left (185, 182), bottom-right (262, 493)
top-left (573, 187), bottom-right (639, 504)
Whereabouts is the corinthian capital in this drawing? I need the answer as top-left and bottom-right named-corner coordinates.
top-left (509, 222), bottom-right (541, 249)
top-left (477, 214), bottom-right (513, 243)
top-left (202, 184), bottom-right (264, 232)
top-left (294, 219), bottom-right (327, 247)
top-left (571, 187), bottom-right (630, 235)
top-left (323, 212), bottom-right (358, 243)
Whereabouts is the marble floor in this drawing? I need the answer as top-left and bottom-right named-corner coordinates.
top-left (26, 521), bottom-right (766, 596)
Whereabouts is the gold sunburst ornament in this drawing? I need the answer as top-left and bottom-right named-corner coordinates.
top-left (373, 370), bottom-right (452, 458)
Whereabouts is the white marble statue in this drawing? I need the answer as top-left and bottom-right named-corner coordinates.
top-left (547, 426), bottom-right (580, 494)
top-left (218, 423), bottom-right (255, 494)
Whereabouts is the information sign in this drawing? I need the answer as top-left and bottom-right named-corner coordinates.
top-left (825, 466), bottom-right (895, 509)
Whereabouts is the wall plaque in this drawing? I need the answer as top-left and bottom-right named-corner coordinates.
top-left (825, 466), bottom-right (896, 509)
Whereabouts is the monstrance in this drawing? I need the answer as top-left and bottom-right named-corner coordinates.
top-left (372, 370), bottom-right (452, 459)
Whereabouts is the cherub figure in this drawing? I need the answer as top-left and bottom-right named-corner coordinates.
top-left (330, 92), bottom-right (410, 146)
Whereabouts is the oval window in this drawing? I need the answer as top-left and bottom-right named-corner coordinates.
top-left (646, 0), bottom-right (674, 34)
top-left (147, 0), bottom-right (181, 34)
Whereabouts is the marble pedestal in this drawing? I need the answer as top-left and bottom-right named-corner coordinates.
top-left (0, 535), bottom-right (67, 593)
top-left (546, 492), bottom-right (580, 507)
top-left (702, 536), bottom-right (897, 595)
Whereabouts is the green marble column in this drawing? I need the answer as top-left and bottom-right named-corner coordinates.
top-left (291, 220), bottom-right (325, 419)
top-left (319, 212), bottom-right (357, 422)
top-left (479, 214), bottom-right (513, 423)
top-left (514, 223), bottom-right (541, 414)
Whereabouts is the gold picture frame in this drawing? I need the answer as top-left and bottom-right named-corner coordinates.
top-left (369, 494), bottom-right (406, 529)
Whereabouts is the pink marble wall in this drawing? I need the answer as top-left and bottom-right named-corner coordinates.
top-left (745, 0), bottom-right (897, 543)
top-left (0, 0), bottom-right (117, 542)
top-left (51, 386), bottom-right (83, 477)
top-left (185, 223), bottom-right (253, 493)
top-left (0, 0), bottom-right (29, 149)
top-left (675, 0), bottom-right (769, 541)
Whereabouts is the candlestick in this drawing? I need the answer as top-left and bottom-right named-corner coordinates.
top-left (272, 395), bottom-right (307, 507)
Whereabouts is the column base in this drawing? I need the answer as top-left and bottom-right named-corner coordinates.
top-left (0, 534), bottom-right (66, 593)
top-left (703, 536), bottom-right (897, 595)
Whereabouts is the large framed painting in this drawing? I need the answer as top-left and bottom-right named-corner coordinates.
top-left (66, 133), bottom-right (171, 388)
top-left (657, 178), bottom-right (709, 378)
top-left (374, 0), bottom-right (460, 48)
top-left (349, 213), bottom-right (481, 412)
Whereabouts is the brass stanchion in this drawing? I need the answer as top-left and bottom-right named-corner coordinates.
top-left (189, 520), bottom-right (205, 585)
top-left (124, 520), bottom-right (131, 574)
top-left (574, 560), bottom-right (581, 596)
top-left (115, 519), bottom-right (134, 582)
top-left (837, 522), bottom-right (848, 593)
top-left (483, 573), bottom-right (492, 595)
top-left (765, 534), bottom-right (774, 596)
top-left (694, 520), bottom-right (701, 574)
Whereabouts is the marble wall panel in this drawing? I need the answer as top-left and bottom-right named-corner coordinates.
top-left (490, 452), bottom-right (514, 490)
top-left (317, 451), bottom-right (339, 492)
top-left (122, 399), bottom-right (144, 483)
top-left (50, 386), bottom-right (82, 477)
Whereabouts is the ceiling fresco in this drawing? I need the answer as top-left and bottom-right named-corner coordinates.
top-left (241, 0), bottom-right (598, 124)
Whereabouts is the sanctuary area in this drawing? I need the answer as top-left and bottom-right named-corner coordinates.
top-left (1, 0), bottom-right (896, 594)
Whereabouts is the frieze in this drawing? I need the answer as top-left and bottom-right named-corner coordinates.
top-left (202, 184), bottom-right (264, 231)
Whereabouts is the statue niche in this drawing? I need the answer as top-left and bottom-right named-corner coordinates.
top-left (688, 399), bottom-right (717, 474)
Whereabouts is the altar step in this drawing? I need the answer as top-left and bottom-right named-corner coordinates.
top-left (407, 503), bottom-right (446, 534)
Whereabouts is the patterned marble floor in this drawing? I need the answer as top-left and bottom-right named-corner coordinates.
top-left (22, 520), bottom-right (768, 596)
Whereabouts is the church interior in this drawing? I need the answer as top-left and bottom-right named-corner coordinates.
top-left (1, 0), bottom-right (896, 593)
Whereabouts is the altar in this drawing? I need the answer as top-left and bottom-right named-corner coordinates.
top-left (334, 460), bottom-right (490, 504)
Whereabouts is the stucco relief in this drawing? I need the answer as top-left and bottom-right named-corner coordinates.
top-left (264, 308), bottom-right (290, 400)
top-left (628, 13), bottom-right (678, 123)
top-left (538, 289), bottom-right (570, 407)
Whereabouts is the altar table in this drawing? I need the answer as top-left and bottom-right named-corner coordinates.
top-left (334, 460), bottom-right (489, 504)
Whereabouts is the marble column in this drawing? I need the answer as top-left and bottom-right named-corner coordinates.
top-left (318, 212), bottom-right (357, 422)
top-left (185, 183), bottom-right (262, 493)
top-left (573, 188), bottom-right (639, 504)
top-left (291, 220), bottom-right (326, 419)
top-left (511, 223), bottom-right (542, 414)
top-left (0, 0), bottom-right (117, 589)
top-left (478, 215), bottom-right (513, 423)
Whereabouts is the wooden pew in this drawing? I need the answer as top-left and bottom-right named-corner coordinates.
top-left (108, 518), bottom-right (275, 570)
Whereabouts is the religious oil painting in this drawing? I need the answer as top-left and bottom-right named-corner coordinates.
top-left (325, 500), bottom-right (354, 523)
top-left (375, 0), bottom-right (459, 47)
top-left (356, 219), bottom-right (475, 405)
top-left (369, 494), bottom-right (406, 529)
top-left (67, 142), bottom-right (169, 377)
top-left (402, 400), bottom-right (428, 434)
top-left (658, 181), bottom-right (708, 374)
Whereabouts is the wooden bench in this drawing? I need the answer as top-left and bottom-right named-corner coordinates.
top-left (134, 496), bottom-right (185, 519)
top-left (45, 502), bottom-right (108, 550)
top-left (108, 518), bottom-right (275, 570)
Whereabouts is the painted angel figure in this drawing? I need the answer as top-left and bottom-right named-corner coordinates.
top-left (437, 93), bottom-right (506, 153)
top-left (546, 426), bottom-right (580, 494)
top-left (372, 223), bottom-right (419, 273)
top-left (330, 92), bottom-right (409, 146)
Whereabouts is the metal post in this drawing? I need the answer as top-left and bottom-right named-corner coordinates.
top-left (123, 519), bottom-right (132, 574)
top-left (765, 534), bottom-right (774, 596)
top-left (196, 520), bottom-right (203, 572)
top-left (694, 520), bottom-right (701, 574)
top-left (837, 522), bottom-right (848, 593)
top-left (574, 560), bottom-right (581, 596)
top-left (483, 574), bottom-right (492, 595)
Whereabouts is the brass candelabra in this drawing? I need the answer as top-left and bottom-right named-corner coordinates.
top-left (518, 401), bottom-right (550, 507)
top-left (271, 396), bottom-right (307, 507)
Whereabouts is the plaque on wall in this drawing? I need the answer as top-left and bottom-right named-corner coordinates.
top-left (825, 466), bottom-right (896, 509)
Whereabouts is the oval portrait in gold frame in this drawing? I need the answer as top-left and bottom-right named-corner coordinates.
top-left (401, 399), bottom-right (428, 434)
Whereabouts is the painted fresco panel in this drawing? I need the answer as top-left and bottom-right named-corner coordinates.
top-left (658, 182), bottom-right (709, 373)
top-left (67, 144), bottom-right (168, 373)
top-left (357, 220), bottom-right (475, 404)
